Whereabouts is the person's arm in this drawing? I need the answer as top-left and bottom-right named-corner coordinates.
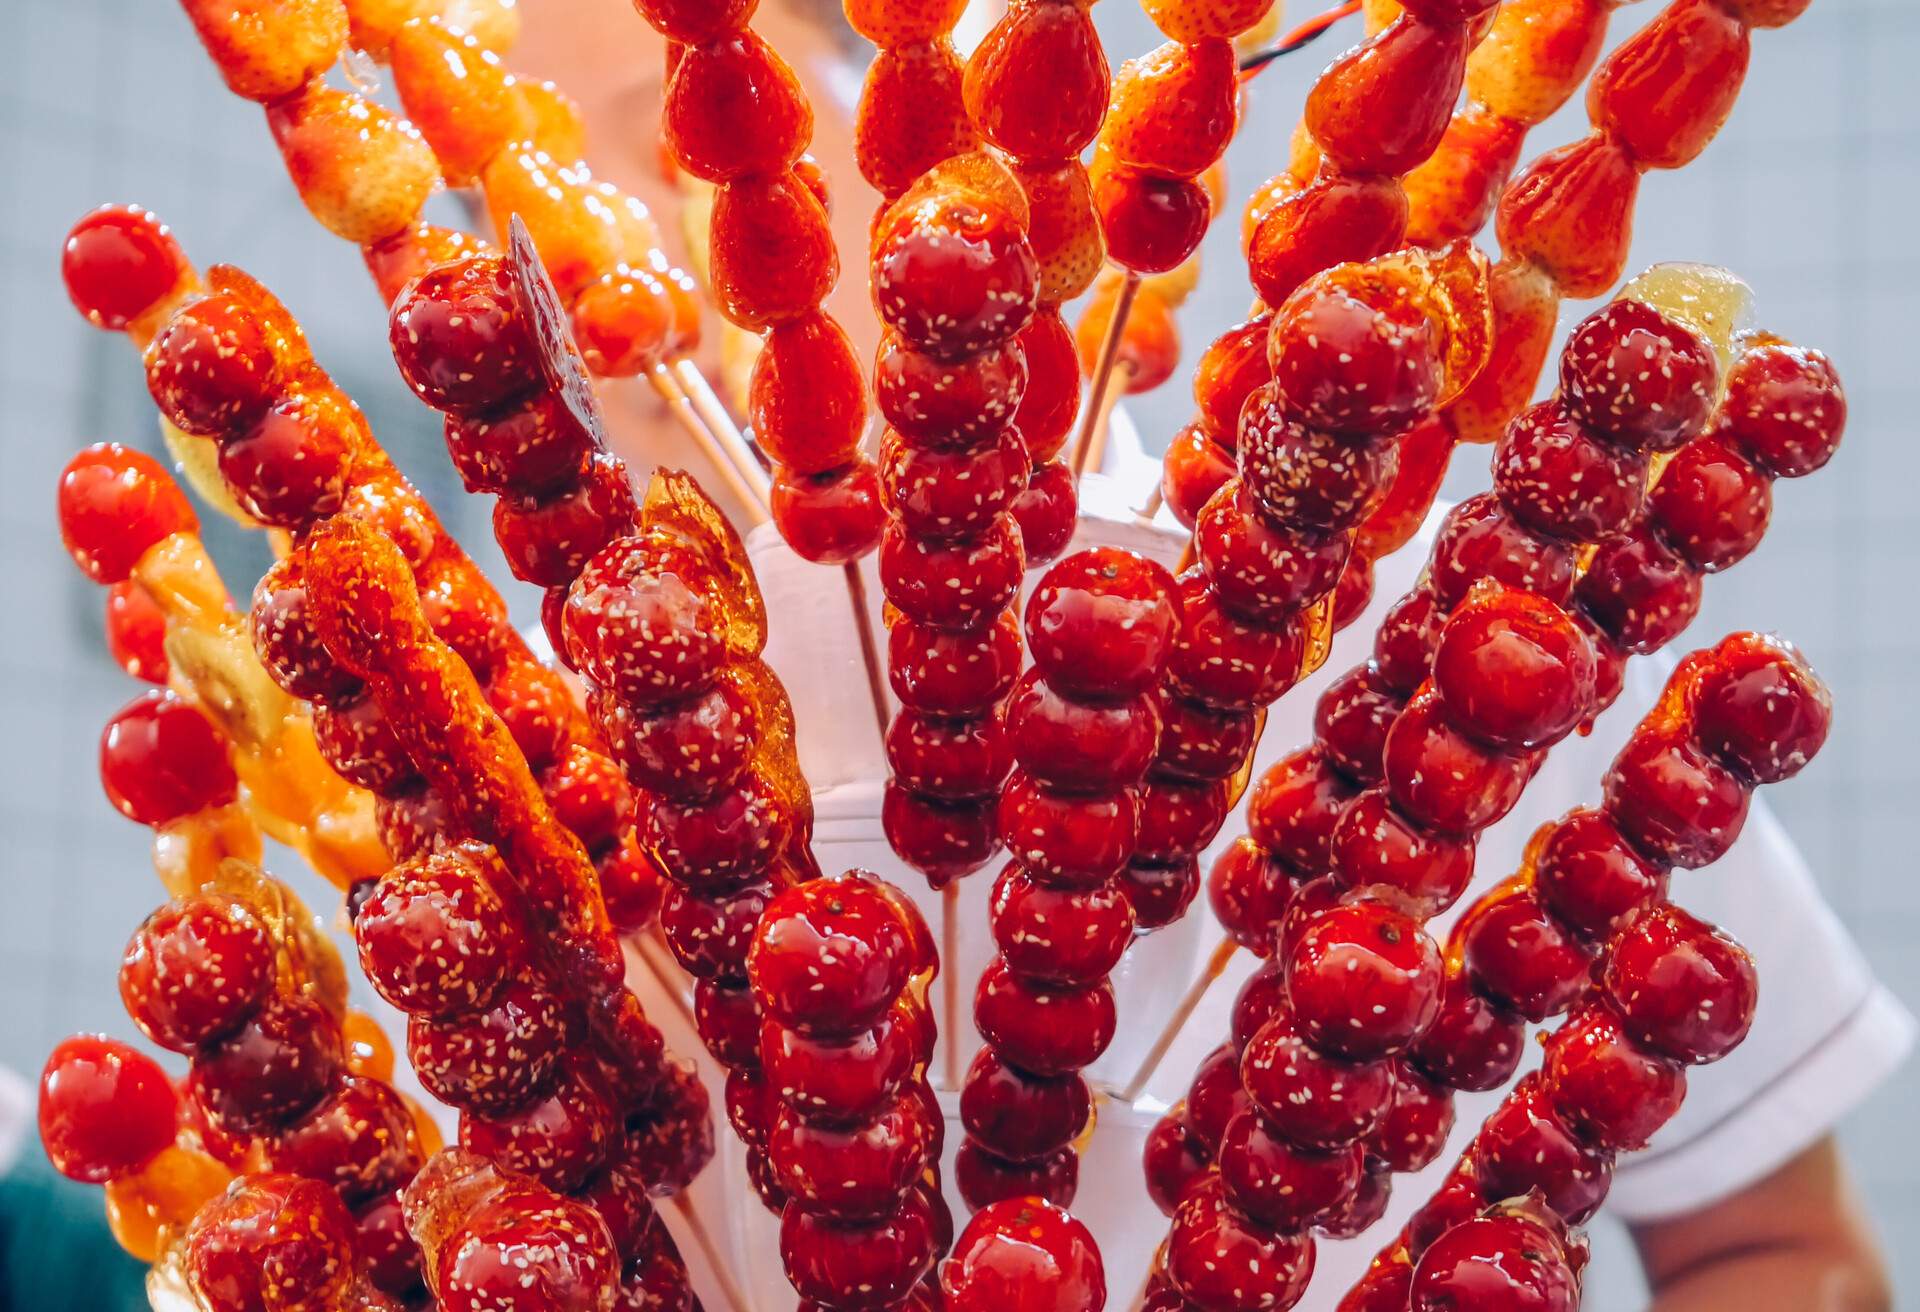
top-left (1631, 1136), bottom-right (1893, 1312)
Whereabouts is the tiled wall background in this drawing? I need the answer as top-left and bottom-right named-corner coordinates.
top-left (0, 0), bottom-right (1910, 1302)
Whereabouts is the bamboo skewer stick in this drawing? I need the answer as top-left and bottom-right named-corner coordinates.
top-left (942, 882), bottom-right (962, 1092)
top-left (647, 365), bottom-right (768, 523)
top-left (1119, 937), bottom-right (1240, 1103)
top-left (672, 358), bottom-right (773, 506)
top-left (1070, 272), bottom-right (1142, 482)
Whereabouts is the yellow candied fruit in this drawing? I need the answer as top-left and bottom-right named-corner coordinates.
top-left (106, 1147), bottom-right (230, 1263)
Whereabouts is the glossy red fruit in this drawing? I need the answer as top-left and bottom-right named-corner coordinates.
top-left (1576, 525), bottom-right (1702, 655)
top-left (874, 194), bottom-right (1038, 359)
top-left (144, 292), bottom-right (278, 437)
top-left (881, 427), bottom-right (1028, 546)
top-left (1313, 665), bottom-right (1401, 786)
top-left (956, 1141), bottom-right (1078, 1211)
top-left (880, 515), bottom-right (1025, 630)
top-left (974, 961), bottom-right (1114, 1077)
top-left (595, 679), bottom-right (756, 805)
top-left (1208, 839), bottom-right (1295, 954)
top-left (989, 865), bottom-right (1132, 987)
top-left (1162, 423), bottom-right (1237, 530)
top-left (272, 1076), bottom-right (421, 1202)
top-left (186, 1173), bottom-right (358, 1312)
top-left (1155, 688), bottom-right (1259, 784)
top-left (355, 1190), bottom-right (426, 1297)
top-left (356, 848), bottom-right (523, 1019)
top-left (1166, 568), bottom-right (1307, 711)
top-left (1494, 399), bottom-right (1648, 543)
top-left (1240, 1014), bottom-right (1394, 1151)
top-left (1688, 633), bottom-right (1830, 785)
top-left (1559, 300), bottom-right (1717, 453)
top-left (944, 1197), bottom-right (1106, 1312)
top-left (1645, 435), bottom-right (1770, 572)
top-left (665, 32), bottom-right (812, 183)
top-left (1144, 1111), bottom-right (1212, 1216)
top-left (444, 391), bottom-right (595, 498)
top-left (1195, 483), bottom-right (1349, 623)
top-left (997, 772), bottom-right (1138, 887)
top-left (1012, 310), bottom-right (1081, 462)
top-left (1183, 1042), bottom-right (1252, 1157)
top-left (99, 689), bottom-right (237, 826)
top-left (120, 894), bottom-right (273, 1052)
top-left (1009, 459), bottom-right (1078, 567)
top-left (63, 204), bottom-right (188, 330)
top-left (760, 1011), bottom-right (915, 1128)
top-left (1268, 285), bottom-right (1442, 435)
top-left (408, 979), bottom-right (568, 1115)
top-left (57, 444), bottom-right (199, 586)
top-left (38, 1035), bottom-right (177, 1183)
top-left (1475, 1075), bottom-right (1614, 1224)
top-left (1093, 164), bottom-right (1212, 275)
top-left (1429, 493), bottom-right (1577, 610)
top-left (565, 535), bottom-right (724, 708)
top-left (659, 882), bottom-right (767, 983)
top-left (496, 457), bottom-right (641, 589)
top-left (1383, 687), bottom-right (1538, 837)
top-left (389, 255), bottom-right (544, 416)
top-left (436, 1191), bottom-right (621, 1312)
top-left (756, 312), bottom-right (869, 472)
top-left (1410, 968), bottom-right (1527, 1093)
top-left (778, 1186), bottom-right (937, 1309)
top-left (1005, 673), bottom-right (1156, 790)
top-left (1246, 748), bottom-right (1357, 875)
top-left (1717, 342), bottom-right (1846, 478)
top-left (1166, 1176), bottom-right (1316, 1312)
top-left (1602, 722), bottom-right (1750, 868)
top-left (1230, 959), bottom-right (1287, 1053)
top-left (1328, 788), bottom-right (1475, 915)
top-left (1286, 899), bottom-right (1442, 1061)
top-left (1541, 1002), bottom-right (1687, 1151)
top-left (1533, 807), bottom-right (1668, 942)
top-left (960, 1047), bottom-right (1090, 1163)
top-left (882, 782), bottom-right (999, 887)
top-left (1409, 1211), bottom-right (1581, 1312)
top-left (768, 1092), bottom-right (931, 1218)
top-left (249, 559), bottom-right (360, 701)
top-left (1459, 881), bottom-right (1594, 1023)
top-left (193, 994), bottom-right (344, 1134)
top-left (1218, 1106), bottom-right (1364, 1230)
top-left (749, 873), bottom-right (914, 1037)
top-left (1602, 905), bottom-right (1757, 1065)
top-left (1368, 1060), bottom-right (1456, 1175)
top-left (888, 611), bottom-right (1022, 716)
top-left (1239, 396), bottom-right (1397, 532)
top-left (1431, 585), bottom-right (1596, 752)
top-left (1372, 585), bottom-right (1445, 695)
top-left (772, 460), bottom-right (887, 565)
top-left (104, 579), bottom-right (170, 684)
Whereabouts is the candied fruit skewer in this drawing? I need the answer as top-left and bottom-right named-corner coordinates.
top-left (954, 549), bottom-right (1180, 1217)
top-left (846, 0), bottom-right (979, 208)
top-left (1340, 632), bottom-right (1829, 1307)
top-left (57, 443), bottom-right (386, 894)
top-left (747, 872), bottom-right (950, 1301)
top-left (634, 0), bottom-right (885, 565)
top-left (61, 208), bottom-right (666, 933)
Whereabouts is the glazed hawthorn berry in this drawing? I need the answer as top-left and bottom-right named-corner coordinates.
top-left (887, 610), bottom-right (1021, 715)
top-left (186, 1173), bottom-right (358, 1312)
top-left (873, 193), bottom-right (1038, 358)
top-left (1494, 400), bottom-right (1648, 543)
top-left (1430, 494), bottom-right (1577, 610)
top-left (779, 1187), bottom-right (938, 1309)
top-left (1559, 300), bottom-right (1717, 453)
top-left (1688, 633), bottom-right (1830, 785)
top-left (1268, 284), bottom-right (1443, 435)
top-left (1459, 882), bottom-right (1595, 1023)
top-left (445, 390), bottom-right (595, 498)
top-left (772, 460), bottom-right (887, 565)
top-left (875, 336), bottom-right (1025, 450)
top-left (1533, 807), bottom-right (1669, 942)
top-left (1011, 310), bottom-right (1080, 461)
top-left (989, 865), bottom-right (1132, 986)
top-left (99, 689), bottom-right (237, 826)
top-left (218, 385), bottom-right (356, 527)
top-left (1475, 1075), bottom-right (1614, 1224)
top-left (57, 443), bottom-right (198, 586)
top-left (1240, 1014), bottom-right (1394, 1151)
top-left (878, 515), bottom-right (1025, 630)
top-left (1368, 1060), bottom-right (1456, 1175)
top-left (273, 1076), bottom-right (422, 1202)
top-left (120, 894), bottom-right (274, 1052)
top-left (1207, 839), bottom-right (1294, 953)
top-left (1576, 525), bottom-right (1702, 655)
top-left (312, 695), bottom-right (418, 792)
top-left (63, 204), bottom-right (188, 331)
top-left (1329, 789), bottom-right (1476, 914)
top-left (495, 454), bottom-right (640, 589)
top-left (660, 881), bottom-right (769, 982)
top-left (749, 873), bottom-right (913, 1036)
top-left (595, 678), bottom-right (757, 802)
top-left (1431, 584), bottom-right (1597, 752)
top-left (408, 979), bottom-right (568, 1115)
top-left (645, 770), bottom-right (793, 892)
top-left (460, 1067), bottom-right (614, 1194)
top-left (760, 1010), bottom-right (916, 1127)
top-left (194, 993), bottom-right (345, 1134)
top-left (1409, 1211), bottom-right (1581, 1312)
top-left (1166, 567), bottom-right (1307, 710)
top-left (1717, 342), bottom-right (1846, 478)
top-left (38, 1035), bottom-right (177, 1183)
top-left (249, 562), bottom-right (360, 700)
top-left (1192, 315), bottom-right (1275, 446)
top-left (1373, 585), bottom-right (1445, 694)
top-left (564, 536), bottom-right (725, 708)
top-left (389, 255), bottom-right (544, 416)
top-left (1161, 423), bottom-right (1237, 530)
top-left (1410, 968), bottom-right (1527, 1092)
top-left (571, 266), bottom-right (673, 378)
top-left (1195, 483), bottom-right (1350, 623)
top-left (1603, 722), bottom-right (1750, 868)
top-left (1094, 164), bottom-right (1212, 275)
top-left (1602, 905), bottom-right (1757, 1064)
top-left (144, 292), bottom-right (278, 437)
top-left (974, 961), bottom-right (1114, 1078)
top-left (1219, 1105), bottom-right (1365, 1231)
top-left (1010, 460), bottom-right (1077, 567)
top-left (943, 1197), bottom-right (1106, 1312)
top-left (1166, 1176), bottom-right (1316, 1312)
top-left (356, 848), bottom-right (524, 1018)
top-left (1144, 1113), bottom-right (1210, 1216)
top-left (542, 743), bottom-right (635, 855)
top-left (959, 1046), bottom-right (1091, 1163)
top-left (1383, 688), bottom-right (1538, 836)
top-left (997, 774), bottom-right (1139, 886)
top-left (1239, 406), bottom-right (1396, 532)
top-left (1541, 1002), bottom-right (1687, 1151)
top-left (768, 1093), bottom-right (933, 1218)
top-left (436, 1191), bottom-right (621, 1312)
top-left (1286, 898), bottom-right (1442, 1061)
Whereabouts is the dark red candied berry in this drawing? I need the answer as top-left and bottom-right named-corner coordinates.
top-left (597, 681), bottom-right (757, 807)
top-left (1429, 493), bottom-right (1577, 610)
top-left (416, 564), bottom-right (509, 680)
top-left (1578, 610), bottom-right (1630, 718)
top-left (1601, 904), bottom-right (1757, 1065)
top-left (996, 769), bottom-right (1138, 888)
top-left (625, 1060), bottom-right (717, 1196)
top-left (879, 425), bottom-right (1029, 543)
top-left (873, 193), bottom-right (1038, 358)
top-left (887, 610), bottom-right (1022, 716)
top-left (1602, 721), bottom-right (1750, 868)
top-left (144, 292), bottom-right (278, 437)
top-left (1267, 284), bottom-right (1442, 435)
top-left (1144, 1112), bottom-right (1212, 1216)
top-left (886, 706), bottom-right (1010, 800)
top-left (1246, 747), bottom-right (1357, 874)
top-left (1133, 777), bottom-right (1231, 864)
top-left (1218, 1106), bottom-right (1364, 1231)
top-left (1403, 1158), bottom-right (1486, 1259)
top-left (1688, 631), bottom-right (1831, 785)
top-left (1372, 584), bottom-right (1446, 695)
top-left (186, 1173), bottom-right (358, 1312)
top-left (1547, 1004), bottom-right (1689, 1154)
top-left (1094, 164), bottom-right (1211, 275)
top-left (1646, 434), bottom-right (1771, 572)
top-left (1316, 1165), bottom-right (1393, 1241)
top-left (1408, 1210), bottom-right (1581, 1312)
top-left (1208, 838), bottom-right (1295, 953)
top-left (759, 1009), bottom-right (916, 1127)
top-left (1156, 689), bottom-right (1259, 783)
top-left (1239, 392), bottom-right (1397, 532)
top-left (312, 695), bottom-right (419, 793)
top-left (1192, 313), bottom-right (1275, 447)
top-left (57, 443), bottom-right (199, 586)
top-left (1382, 687), bottom-right (1539, 837)
top-left (659, 881), bottom-right (767, 983)
top-left (1410, 967), bottom-right (1527, 1093)
top-left (960, 1047), bottom-right (1090, 1163)
top-left (541, 743), bottom-right (635, 856)
top-left (1575, 525), bottom-right (1702, 655)
top-left (1117, 857), bottom-right (1202, 931)
top-left (270, 1076), bottom-right (421, 1203)
top-left (355, 846), bottom-right (523, 1019)
top-left (1367, 1060), bottom-right (1457, 1175)
top-left (1165, 1175), bottom-right (1316, 1312)
top-left (63, 204), bottom-right (188, 331)
top-left (1493, 399), bottom-right (1648, 543)
top-left (768, 1091), bottom-right (932, 1218)
top-left (193, 993), bottom-right (345, 1134)
top-left (565, 533), bottom-right (724, 708)
top-left (486, 661), bottom-right (572, 772)
top-left (497, 455), bottom-right (640, 589)
top-left (99, 688), bottom-right (239, 826)
top-left (434, 1191), bottom-right (622, 1312)
top-left (1161, 423), bottom-right (1237, 530)
top-left (693, 977), bottom-right (765, 1069)
top-left (771, 459), bottom-right (887, 566)
top-left (1005, 677), bottom-right (1160, 795)
top-left (943, 1197), bottom-right (1106, 1312)
top-left (748, 872), bottom-right (914, 1037)
top-left (249, 558), bottom-right (362, 702)
top-left (1459, 881), bottom-right (1595, 1023)
top-left (874, 334), bottom-right (1026, 447)
top-left (1240, 1014), bottom-right (1394, 1151)
top-left (1183, 1042), bottom-right (1252, 1156)
top-left (881, 782), bottom-right (999, 887)
top-left (879, 514), bottom-right (1025, 630)
top-left (1025, 546), bottom-right (1180, 700)
top-left (1558, 299), bottom-right (1717, 454)
top-left (974, 960), bottom-right (1114, 1077)
top-left (1008, 459), bottom-right (1079, 567)
top-left (778, 1185), bottom-right (937, 1310)
top-left (37, 1035), bottom-right (178, 1183)
top-left (1475, 1074), bottom-right (1615, 1224)
top-left (1533, 807), bottom-right (1668, 941)
top-left (388, 254), bottom-right (545, 417)
top-left (1166, 567), bottom-right (1306, 711)
top-left (460, 1065), bottom-right (618, 1193)
top-left (1314, 664), bottom-right (1403, 786)
top-left (104, 578), bottom-right (170, 684)
top-left (1230, 958), bottom-right (1288, 1053)
top-left (1285, 898), bottom-right (1442, 1061)
top-left (1195, 481), bottom-right (1349, 622)
top-left (955, 1140), bottom-right (1080, 1211)
top-left (1716, 341), bottom-right (1846, 478)
top-left (217, 384), bottom-right (357, 527)
top-left (353, 1190), bottom-right (426, 1298)
top-left (1328, 788), bottom-right (1475, 915)
top-left (120, 893), bottom-right (274, 1052)
top-left (444, 390), bottom-right (595, 498)
top-left (407, 978), bottom-right (568, 1115)
top-left (989, 864), bottom-right (1133, 987)
top-left (1430, 583), bottom-right (1597, 752)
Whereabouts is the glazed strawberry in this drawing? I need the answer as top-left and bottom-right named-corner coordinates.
top-left (757, 313), bottom-right (873, 471)
top-left (98, 689), bottom-right (237, 826)
top-left (119, 894), bottom-right (274, 1051)
top-left (37, 1036), bottom-right (178, 1183)
top-left (943, 1198), bottom-right (1106, 1312)
top-left (662, 32), bottom-right (813, 183)
top-left (103, 579), bottom-right (169, 684)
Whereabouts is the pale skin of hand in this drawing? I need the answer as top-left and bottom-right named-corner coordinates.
top-left (1634, 1137), bottom-right (1893, 1311)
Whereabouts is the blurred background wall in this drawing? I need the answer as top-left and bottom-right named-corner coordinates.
top-left (0, 0), bottom-right (1912, 1300)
